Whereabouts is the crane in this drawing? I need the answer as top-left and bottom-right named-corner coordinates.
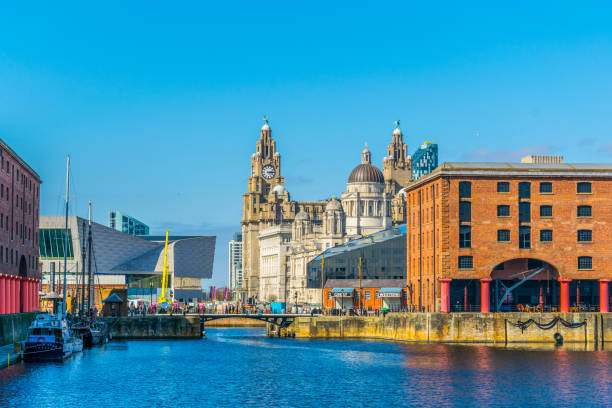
top-left (158, 230), bottom-right (171, 308)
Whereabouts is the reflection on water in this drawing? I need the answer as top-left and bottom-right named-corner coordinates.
top-left (1, 328), bottom-right (611, 407)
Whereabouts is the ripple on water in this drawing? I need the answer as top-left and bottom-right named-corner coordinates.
top-left (1, 328), bottom-right (612, 408)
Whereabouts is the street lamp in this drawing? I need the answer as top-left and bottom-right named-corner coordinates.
top-left (150, 280), bottom-right (153, 305)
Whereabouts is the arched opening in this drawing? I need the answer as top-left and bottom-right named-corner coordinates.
top-left (490, 258), bottom-right (558, 311)
top-left (19, 255), bottom-right (27, 278)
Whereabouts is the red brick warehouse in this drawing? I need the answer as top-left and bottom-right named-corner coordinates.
top-left (0, 139), bottom-right (42, 314)
top-left (405, 157), bottom-right (612, 313)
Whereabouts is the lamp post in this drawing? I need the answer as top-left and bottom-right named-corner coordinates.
top-left (150, 280), bottom-right (153, 306)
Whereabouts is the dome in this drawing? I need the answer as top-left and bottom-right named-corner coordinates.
top-left (261, 123), bottom-right (270, 131)
top-left (295, 211), bottom-right (309, 221)
top-left (393, 127), bottom-right (402, 137)
top-left (348, 163), bottom-right (384, 184)
top-left (325, 197), bottom-right (342, 211)
top-left (272, 184), bottom-right (287, 195)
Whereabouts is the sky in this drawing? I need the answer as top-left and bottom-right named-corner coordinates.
top-left (2, 1), bottom-right (612, 286)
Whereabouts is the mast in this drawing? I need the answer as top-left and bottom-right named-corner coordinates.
top-left (87, 201), bottom-right (93, 314)
top-left (80, 220), bottom-right (86, 317)
top-left (62, 155), bottom-right (70, 314)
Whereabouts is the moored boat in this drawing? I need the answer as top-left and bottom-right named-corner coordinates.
top-left (23, 313), bottom-right (74, 361)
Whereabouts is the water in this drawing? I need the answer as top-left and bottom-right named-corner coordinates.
top-left (1, 328), bottom-right (611, 407)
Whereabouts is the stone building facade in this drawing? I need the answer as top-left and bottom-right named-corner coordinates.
top-left (242, 120), bottom-right (414, 304)
top-left (405, 161), bottom-right (612, 314)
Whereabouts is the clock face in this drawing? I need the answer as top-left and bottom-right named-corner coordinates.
top-left (262, 165), bottom-right (276, 179)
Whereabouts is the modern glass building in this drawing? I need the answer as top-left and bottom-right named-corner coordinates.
top-left (411, 142), bottom-right (438, 180)
top-left (109, 210), bottom-right (149, 236)
top-left (228, 232), bottom-right (243, 290)
top-left (306, 224), bottom-right (406, 289)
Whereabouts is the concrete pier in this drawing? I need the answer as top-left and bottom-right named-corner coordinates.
top-left (279, 313), bottom-right (612, 347)
top-left (102, 316), bottom-right (202, 339)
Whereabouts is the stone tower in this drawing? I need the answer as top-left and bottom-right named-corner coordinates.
top-left (383, 121), bottom-right (412, 225)
top-left (241, 118), bottom-right (285, 301)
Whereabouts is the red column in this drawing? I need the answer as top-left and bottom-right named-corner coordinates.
top-left (0, 275), bottom-right (5, 314)
top-left (29, 281), bottom-right (34, 312)
top-left (599, 279), bottom-right (610, 313)
top-left (559, 278), bottom-right (572, 313)
top-left (26, 280), bottom-right (31, 313)
top-left (10, 277), bottom-right (16, 314)
top-left (480, 278), bottom-right (492, 313)
top-left (34, 280), bottom-right (39, 312)
top-left (464, 284), bottom-right (468, 312)
top-left (17, 277), bottom-right (22, 313)
top-left (439, 279), bottom-right (452, 313)
top-left (539, 282), bottom-right (544, 307)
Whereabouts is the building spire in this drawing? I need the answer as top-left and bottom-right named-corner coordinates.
top-left (361, 143), bottom-right (371, 164)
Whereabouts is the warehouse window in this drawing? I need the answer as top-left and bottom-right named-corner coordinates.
top-left (519, 182), bottom-right (531, 199)
top-left (497, 229), bottom-right (510, 242)
top-left (578, 256), bottom-right (592, 270)
top-left (459, 201), bottom-right (471, 222)
top-left (577, 205), bottom-right (592, 217)
top-left (539, 205), bottom-right (552, 217)
top-left (458, 256), bottom-right (473, 269)
top-left (519, 202), bottom-right (531, 222)
top-left (540, 230), bottom-right (552, 242)
top-left (497, 205), bottom-right (510, 217)
top-left (519, 226), bottom-right (531, 249)
top-left (539, 182), bottom-right (553, 193)
top-left (577, 182), bottom-right (592, 194)
top-left (497, 182), bottom-right (510, 193)
top-left (459, 226), bottom-right (471, 248)
top-left (459, 182), bottom-right (471, 199)
top-left (577, 229), bottom-right (592, 242)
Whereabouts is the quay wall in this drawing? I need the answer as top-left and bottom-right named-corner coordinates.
top-left (0, 313), bottom-right (37, 347)
top-left (284, 313), bottom-right (612, 345)
top-left (102, 316), bottom-right (201, 339)
top-left (204, 318), bottom-right (266, 327)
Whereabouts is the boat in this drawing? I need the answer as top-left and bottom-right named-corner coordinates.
top-left (71, 318), bottom-right (93, 348)
top-left (90, 320), bottom-right (109, 345)
top-left (23, 312), bottom-right (74, 361)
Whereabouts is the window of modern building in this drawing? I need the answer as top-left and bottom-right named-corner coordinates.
top-left (459, 182), bottom-right (471, 199)
top-left (519, 226), bottom-right (531, 249)
top-left (518, 182), bottom-right (531, 199)
top-left (578, 229), bottom-right (592, 242)
top-left (540, 229), bottom-right (553, 242)
top-left (39, 229), bottom-right (75, 259)
top-left (458, 256), bottom-right (473, 269)
top-left (539, 205), bottom-right (552, 217)
top-left (577, 182), bottom-right (592, 194)
top-left (577, 205), bottom-right (592, 217)
top-left (459, 201), bottom-right (471, 222)
top-left (519, 202), bottom-right (531, 223)
top-left (539, 182), bottom-right (553, 193)
top-left (497, 182), bottom-right (510, 193)
top-left (459, 226), bottom-right (471, 248)
top-left (497, 205), bottom-right (510, 217)
top-left (578, 256), bottom-right (592, 270)
top-left (497, 229), bottom-right (510, 242)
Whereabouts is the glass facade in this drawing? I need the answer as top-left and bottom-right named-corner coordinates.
top-left (39, 229), bottom-right (74, 260)
top-left (306, 225), bottom-right (406, 289)
top-left (109, 210), bottom-right (150, 236)
top-left (411, 142), bottom-right (439, 180)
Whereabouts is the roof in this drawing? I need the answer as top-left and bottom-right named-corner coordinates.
top-left (324, 279), bottom-right (405, 289)
top-left (102, 293), bottom-right (124, 303)
top-left (407, 161), bottom-right (612, 189)
top-left (348, 163), bottom-right (384, 183)
top-left (312, 224), bottom-right (406, 261)
top-left (379, 287), bottom-right (402, 293)
top-left (0, 138), bottom-right (42, 182)
top-left (330, 288), bottom-right (354, 293)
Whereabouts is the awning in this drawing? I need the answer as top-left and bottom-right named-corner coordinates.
top-left (379, 288), bottom-right (402, 298)
top-left (330, 288), bottom-right (354, 297)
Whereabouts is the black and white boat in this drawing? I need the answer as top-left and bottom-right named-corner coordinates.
top-left (23, 312), bottom-right (74, 361)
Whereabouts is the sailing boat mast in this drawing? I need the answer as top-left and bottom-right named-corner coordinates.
top-left (62, 155), bottom-right (70, 313)
top-left (80, 220), bottom-right (86, 317)
top-left (87, 201), bottom-right (93, 314)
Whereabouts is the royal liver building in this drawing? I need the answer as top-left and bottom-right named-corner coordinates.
top-left (241, 119), bottom-right (412, 304)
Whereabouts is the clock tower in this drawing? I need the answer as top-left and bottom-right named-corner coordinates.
top-left (241, 118), bottom-right (287, 301)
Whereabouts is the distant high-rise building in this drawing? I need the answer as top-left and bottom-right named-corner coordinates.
top-left (411, 142), bottom-right (438, 180)
top-left (109, 210), bottom-right (149, 236)
top-left (228, 232), bottom-right (243, 291)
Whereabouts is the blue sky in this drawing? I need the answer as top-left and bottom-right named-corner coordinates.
top-left (2, 1), bottom-right (612, 285)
